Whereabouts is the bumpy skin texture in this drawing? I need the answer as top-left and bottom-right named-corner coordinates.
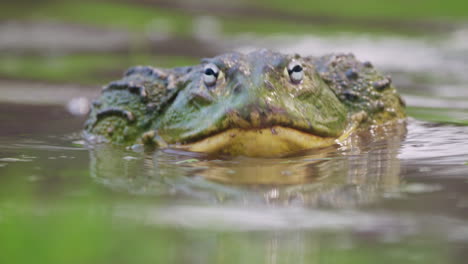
top-left (84, 50), bottom-right (405, 148)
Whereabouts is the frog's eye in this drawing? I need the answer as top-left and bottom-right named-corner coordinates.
top-left (203, 63), bottom-right (220, 87)
top-left (287, 61), bottom-right (304, 84)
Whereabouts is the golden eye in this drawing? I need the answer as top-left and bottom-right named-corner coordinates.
top-left (287, 61), bottom-right (303, 84)
top-left (203, 63), bottom-right (220, 87)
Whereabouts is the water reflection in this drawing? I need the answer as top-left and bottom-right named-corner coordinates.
top-left (89, 121), bottom-right (406, 207)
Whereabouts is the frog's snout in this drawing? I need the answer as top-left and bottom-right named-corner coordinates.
top-left (225, 104), bottom-right (288, 129)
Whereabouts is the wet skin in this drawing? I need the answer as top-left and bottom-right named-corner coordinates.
top-left (84, 50), bottom-right (405, 157)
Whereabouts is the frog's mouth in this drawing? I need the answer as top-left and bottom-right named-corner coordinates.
top-left (173, 126), bottom-right (337, 157)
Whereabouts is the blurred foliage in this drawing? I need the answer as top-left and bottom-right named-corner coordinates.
top-left (0, 54), bottom-right (197, 84)
top-left (1, 0), bottom-right (465, 85)
top-left (4, 0), bottom-right (468, 21)
top-left (23, 1), bottom-right (193, 34)
top-left (2, 0), bottom-right (463, 37)
top-left (252, 0), bottom-right (468, 20)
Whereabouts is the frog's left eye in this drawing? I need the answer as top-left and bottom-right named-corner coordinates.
top-left (287, 61), bottom-right (304, 84)
top-left (203, 63), bottom-right (220, 87)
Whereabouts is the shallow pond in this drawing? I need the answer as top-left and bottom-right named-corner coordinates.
top-left (1, 17), bottom-right (468, 264)
top-left (2, 105), bottom-right (468, 263)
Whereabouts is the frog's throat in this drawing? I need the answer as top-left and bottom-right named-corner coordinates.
top-left (172, 126), bottom-right (338, 157)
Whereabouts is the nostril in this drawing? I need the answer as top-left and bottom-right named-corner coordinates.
top-left (232, 83), bottom-right (242, 94)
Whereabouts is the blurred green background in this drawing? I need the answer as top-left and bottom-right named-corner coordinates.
top-left (2, 0), bottom-right (468, 85)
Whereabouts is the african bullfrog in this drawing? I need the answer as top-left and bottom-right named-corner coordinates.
top-left (84, 49), bottom-right (405, 157)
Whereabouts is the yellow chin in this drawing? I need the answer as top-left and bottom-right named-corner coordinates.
top-left (174, 126), bottom-right (337, 157)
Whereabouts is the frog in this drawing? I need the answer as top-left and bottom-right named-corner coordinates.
top-left (84, 49), bottom-right (405, 157)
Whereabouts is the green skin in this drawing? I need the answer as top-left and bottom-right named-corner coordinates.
top-left (84, 49), bottom-right (405, 149)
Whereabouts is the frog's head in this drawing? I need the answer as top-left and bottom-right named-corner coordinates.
top-left (157, 50), bottom-right (348, 156)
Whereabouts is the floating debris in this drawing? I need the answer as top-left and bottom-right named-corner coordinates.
top-left (72, 140), bottom-right (86, 146)
top-left (20, 155), bottom-right (37, 159)
top-left (0, 158), bottom-right (32, 162)
top-left (128, 144), bottom-right (144, 152)
top-left (400, 183), bottom-right (443, 194)
top-left (175, 159), bottom-right (200, 164)
top-left (123, 156), bottom-right (139, 161)
top-left (67, 96), bottom-right (90, 116)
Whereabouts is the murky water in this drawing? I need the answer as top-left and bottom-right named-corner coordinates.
top-left (1, 16), bottom-right (468, 264)
top-left (1, 105), bottom-right (468, 262)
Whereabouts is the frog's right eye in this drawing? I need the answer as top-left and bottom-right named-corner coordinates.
top-left (287, 61), bottom-right (304, 84)
top-left (203, 63), bottom-right (220, 87)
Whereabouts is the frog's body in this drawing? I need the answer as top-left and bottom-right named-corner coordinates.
top-left (84, 50), bottom-right (405, 157)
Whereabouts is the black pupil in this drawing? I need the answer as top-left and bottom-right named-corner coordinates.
top-left (292, 65), bottom-right (302, 73)
top-left (205, 68), bottom-right (218, 77)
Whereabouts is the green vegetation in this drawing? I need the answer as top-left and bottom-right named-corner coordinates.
top-left (252, 0), bottom-right (468, 20)
top-left (2, 0), bottom-right (451, 38)
top-left (0, 0), bottom-right (461, 86)
top-left (0, 54), bottom-right (197, 84)
top-left (1, 0), bottom-right (463, 86)
top-left (3, 1), bottom-right (192, 34)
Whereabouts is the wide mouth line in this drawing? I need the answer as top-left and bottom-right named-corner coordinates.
top-left (174, 125), bottom-right (330, 145)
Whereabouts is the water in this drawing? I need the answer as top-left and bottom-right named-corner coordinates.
top-left (1, 13), bottom-right (468, 264)
top-left (1, 104), bottom-right (468, 262)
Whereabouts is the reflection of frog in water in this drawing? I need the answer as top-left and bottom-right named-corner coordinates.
top-left (89, 121), bottom-right (407, 207)
top-left (84, 49), bottom-right (405, 157)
